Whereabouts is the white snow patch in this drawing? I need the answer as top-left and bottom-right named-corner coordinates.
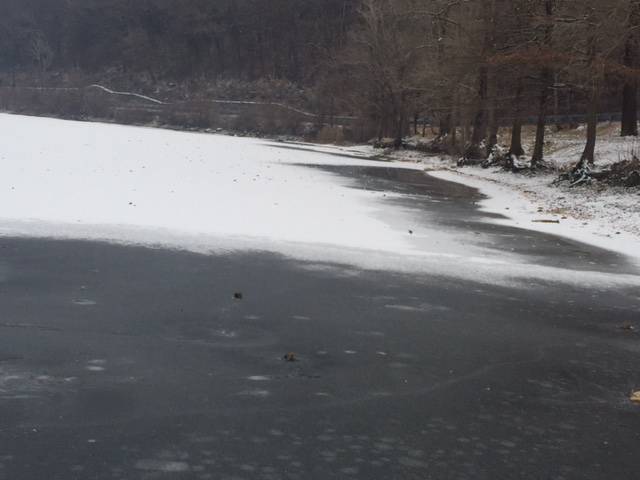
top-left (0, 114), bottom-right (420, 255)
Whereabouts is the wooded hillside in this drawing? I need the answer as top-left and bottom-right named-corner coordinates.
top-left (0, 0), bottom-right (353, 81)
top-left (1, 0), bottom-right (639, 171)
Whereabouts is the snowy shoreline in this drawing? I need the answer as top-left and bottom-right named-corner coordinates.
top-left (427, 168), bottom-right (640, 265)
top-left (1, 113), bottom-right (638, 286)
top-left (346, 137), bottom-right (640, 265)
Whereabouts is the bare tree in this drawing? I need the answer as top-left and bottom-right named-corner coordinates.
top-left (561, 1), bottom-right (629, 170)
top-left (530, 0), bottom-right (556, 168)
top-left (621, 1), bottom-right (640, 137)
top-left (337, 0), bottom-right (427, 147)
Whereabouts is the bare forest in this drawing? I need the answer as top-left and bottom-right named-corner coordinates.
top-left (1, 0), bottom-right (640, 175)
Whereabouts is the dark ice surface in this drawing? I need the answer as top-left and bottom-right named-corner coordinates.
top-left (0, 165), bottom-right (639, 480)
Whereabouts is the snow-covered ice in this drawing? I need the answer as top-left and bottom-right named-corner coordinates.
top-left (0, 114), bottom-right (420, 253)
top-left (1, 114), bottom-right (638, 287)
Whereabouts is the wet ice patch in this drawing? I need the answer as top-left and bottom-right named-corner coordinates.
top-left (340, 467), bottom-right (359, 475)
top-left (73, 299), bottom-right (97, 306)
top-left (237, 389), bottom-right (270, 397)
top-left (371, 391), bottom-right (393, 397)
top-left (355, 330), bottom-right (385, 337)
top-left (85, 366), bottom-right (105, 372)
top-left (396, 353), bottom-right (417, 360)
top-left (135, 459), bottom-right (190, 472)
top-left (0, 366), bottom-right (75, 398)
top-left (297, 263), bottom-right (363, 278)
top-left (385, 303), bottom-right (449, 313)
top-left (0, 263), bottom-right (10, 282)
top-left (0, 374), bottom-right (23, 385)
top-left (389, 362), bottom-right (409, 369)
top-left (212, 329), bottom-right (237, 338)
top-left (398, 457), bottom-right (428, 468)
top-left (85, 359), bottom-right (106, 372)
top-left (385, 304), bottom-right (422, 312)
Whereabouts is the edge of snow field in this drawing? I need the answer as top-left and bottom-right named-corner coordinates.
top-left (1, 218), bottom-right (639, 289)
top-left (1, 113), bottom-right (638, 288)
top-left (428, 169), bottom-right (640, 266)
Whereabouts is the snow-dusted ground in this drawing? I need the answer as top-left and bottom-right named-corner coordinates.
top-left (1, 114), bottom-right (638, 287)
top-left (429, 168), bottom-right (640, 261)
top-left (360, 128), bottom-right (640, 265)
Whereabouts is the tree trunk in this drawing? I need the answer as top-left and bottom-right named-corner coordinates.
top-left (578, 10), bottom-right (599, 169)
top-left (509, 78), bottom-right (525, 158)
top-left (486, 100), bottom-right (498, 157)
top-left (329, 97), bottom-right (335, 127)
top-left (531, 0), bottom-right (554, 168)
top-left (580, 91), bottom-right (599, 166)
top-left (450, 125), bottom-right (457, 151)
top-left (484, 67), bottom-right (498, 157)
top-left (486, 124), bottom-right (498, 157)
top-left (394, 119), bottom-right (403, 149)
top-left (531, 87), bottom-right (548, 168)
top-left (439, 113), bottom-right (451, 137)
top-left (531, 68), bottom-right (551, 168)
top-left (621, 82), bottom-right (638, 137)
top-left (471, 66), bottom-right (488, 147)
top-left (449, 98), bottom-right (459, 153)
top-left (393, 97), bottom-right (406, 149)
top-left (622, 4), bottom-right (639, 136)
top-left (466, 67), bottom-right (488, 160)
top-left (510, 120), bottom-right (524, 159)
